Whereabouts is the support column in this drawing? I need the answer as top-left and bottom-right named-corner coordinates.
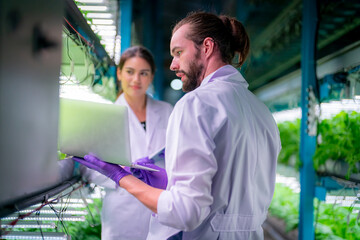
top-left (299, 0), bottom-right (318, 239)
top-left (153, 0), bottom-right (164, 100)
top-left (119, 0), bottom-right (132, 54)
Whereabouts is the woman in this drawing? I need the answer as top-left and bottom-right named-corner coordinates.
top-left (82, 46), bottom-right (173, 240)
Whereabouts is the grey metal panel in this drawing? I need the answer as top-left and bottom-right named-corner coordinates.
top-left (0, 0), bottom-right (63, 207)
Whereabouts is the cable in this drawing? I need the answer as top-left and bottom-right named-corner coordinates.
top-left (79, 187), bottom-right (99, 228)
top-left (63, 17), bottom-right (93, 49)
top-left (62, 27), bottom-right (100, 87)
top-left (1, 201), bottom-right (48, 236)
top-left (0, 182), bottom-right (83, 236)
top-left (36, 210), bottom-right (45, 240)
top-left (48, 199), bottom-right (69, 235)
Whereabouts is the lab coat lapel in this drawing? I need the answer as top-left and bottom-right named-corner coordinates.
top-left (115, 94), bottom-right (147, 161)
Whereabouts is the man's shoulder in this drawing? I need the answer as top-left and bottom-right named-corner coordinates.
top-left (194, 81), bottom-right (232, 103)
top-left (173, 88), bottom-right (222, 114)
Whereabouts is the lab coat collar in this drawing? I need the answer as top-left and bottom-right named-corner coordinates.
top-left (115, 94), bottom-right (162, 156)
top-left (114, 93), bottom-right (126, 105)
top-left (200, 65), bottom-right (249, 88)
top-left (115, 93), bottom-right (161, 113)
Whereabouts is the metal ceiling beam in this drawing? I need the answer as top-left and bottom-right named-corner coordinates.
top-left (251, 0), bottom-right (302, 52)
top-left (247, 0), bottom-right (302, 90)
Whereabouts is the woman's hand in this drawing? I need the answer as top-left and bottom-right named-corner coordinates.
top-left (72, 155), bottom-right (131, 185)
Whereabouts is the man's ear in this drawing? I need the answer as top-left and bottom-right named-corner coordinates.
top-left (117, 67), bottom-right (121, 81)
top-left (202, 37), bottom-right (215, 58)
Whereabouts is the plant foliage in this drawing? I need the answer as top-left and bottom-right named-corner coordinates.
top-left (269, 184), bottom-right (360, 239)
top-left (66, 198), bottom-right (102, 240)
top-left (269, 183), bottom-right (299, 232)
top-left (313, 111), bottom-right (360, 176)
top-left (11, 198), bottom-right (102, 239)
top-left (277, 119), bottom-right (301, 169)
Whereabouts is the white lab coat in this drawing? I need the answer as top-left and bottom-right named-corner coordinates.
top-left (147, 65), bottom-right (281, 240)
top-left (83, 94), bottom-right (173, 240)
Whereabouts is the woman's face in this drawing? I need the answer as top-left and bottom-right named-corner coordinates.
top-left (117, 56), bottom-right (154, 98)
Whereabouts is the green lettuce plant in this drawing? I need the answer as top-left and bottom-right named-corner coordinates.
top-left (269, 183), bottom-right (299, 232)
top-left (313, 111), bottom-right (360, 177)
top-left (269, 183), bottom-right (360, 239)
top-left (277, 119), bottom-right (301, 169)
top-left (66, 198), bottom-right (102, 240)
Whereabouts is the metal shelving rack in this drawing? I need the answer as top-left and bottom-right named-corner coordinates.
top-left (299, 1), bottom-right (360, 239)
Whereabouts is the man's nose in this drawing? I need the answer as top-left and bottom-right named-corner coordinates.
top-left (170, 58), bottom-right (178, 71)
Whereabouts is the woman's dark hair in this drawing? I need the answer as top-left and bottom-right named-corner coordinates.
top-left (172, 12), bottom-right (250, 67)
top-left (118, 46), bottom-right (156, 73)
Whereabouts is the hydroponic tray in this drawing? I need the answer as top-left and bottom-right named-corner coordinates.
top-left (317, 159), bottom-right (360, 183)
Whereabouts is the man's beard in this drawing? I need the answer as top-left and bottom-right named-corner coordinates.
top-left (182, 49), bottom-right (204, 92)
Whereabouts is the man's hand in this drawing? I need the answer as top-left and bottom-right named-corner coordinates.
top-left (129, 157), bottom-right (168, 189)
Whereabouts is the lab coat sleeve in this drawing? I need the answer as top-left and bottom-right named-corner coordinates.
top-left (157, 93), bottom-right (225, 231)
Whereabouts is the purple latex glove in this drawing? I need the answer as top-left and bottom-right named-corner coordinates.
top-left (72, 155), bottom-right (130, 185)
top-left (127, 157), bottom-right (168, 189)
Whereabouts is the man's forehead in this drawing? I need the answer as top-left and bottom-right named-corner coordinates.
top-left (170, 24), bottom-right (190, 49)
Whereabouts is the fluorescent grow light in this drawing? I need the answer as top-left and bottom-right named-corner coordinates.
top-left (92, 19), bottom-right (114, 25)
top-left (1, 215), bottom-right (85, 222)
top-left (97, 30), bottom-right (116, 36)
top-left (87, 13), bottom-right (112, 19)
top-left (19, 209), bottom-right (87, 215)
top-left (92, 25), bottom-right (116, 31)
top-left (1, 221), bottom-right (56, 229)
top-left (78, 5), bottom-right (108, 11)
top-left (1, 231), bottom-right (69, 239)
top-left (272, 108), bottom-right (301, 123)
top-left (76, 0), bottom-right (104, 3)
top-left (272, 98), bottom-right (360, 123)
